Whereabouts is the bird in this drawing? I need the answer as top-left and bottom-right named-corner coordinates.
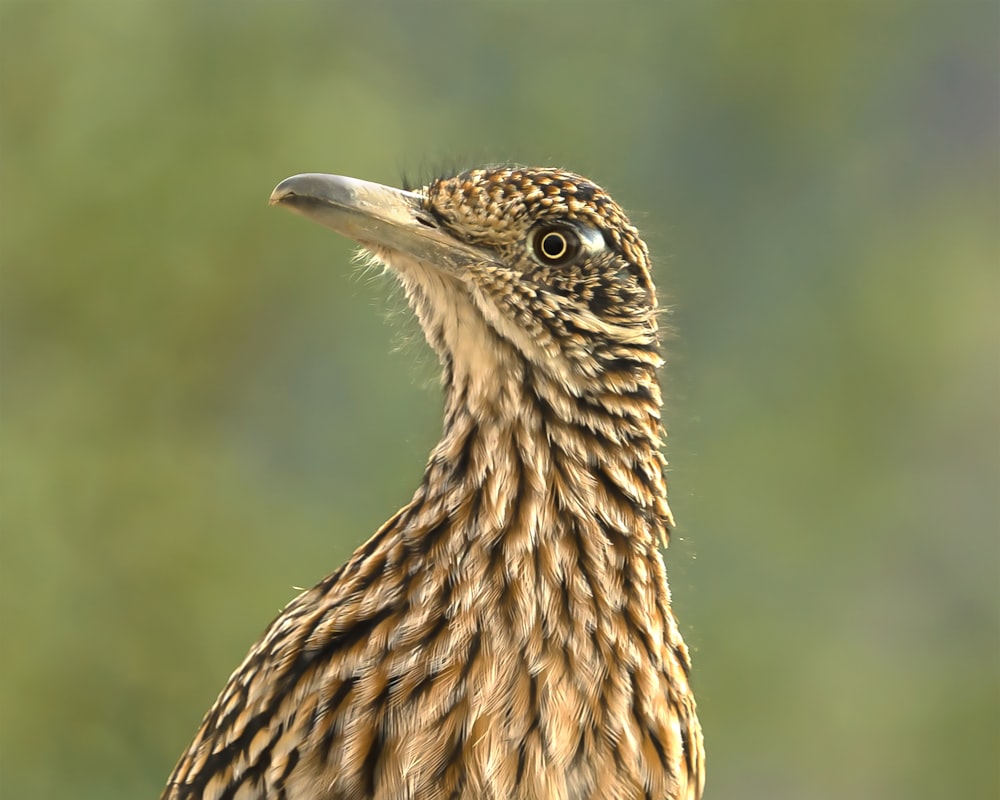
top-left (161, 166), bottom-right (704, 800)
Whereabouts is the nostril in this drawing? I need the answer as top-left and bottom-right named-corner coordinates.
top-left (415, 215), bottom-right (437, 229)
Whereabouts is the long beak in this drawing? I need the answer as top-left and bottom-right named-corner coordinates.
top-left (269, 173), bottom-right (485, 270)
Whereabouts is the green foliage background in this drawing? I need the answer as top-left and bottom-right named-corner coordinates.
top-left (1, 1), bottom-right (997, 797)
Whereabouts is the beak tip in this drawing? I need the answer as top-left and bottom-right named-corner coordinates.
top-left (269, 178), bottom-right (296, 207)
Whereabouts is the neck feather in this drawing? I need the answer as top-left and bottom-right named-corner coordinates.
top-left (382, 254), bottom-right (677, 639)
top-left (391, 336), bottom-right (677, 647)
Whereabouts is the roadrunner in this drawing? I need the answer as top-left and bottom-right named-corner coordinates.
top-left (162, 166), bottom-right (704, 799)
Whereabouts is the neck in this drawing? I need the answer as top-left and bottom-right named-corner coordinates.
top-left (397, 348), bottom-right (677, 649)
top-left (385, 259), bottom-right (677, 647)
top-left (435, 340), bottom-right (673, 526)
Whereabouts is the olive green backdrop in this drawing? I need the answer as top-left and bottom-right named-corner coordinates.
top-left (1, 1), bottom-right (997, 798)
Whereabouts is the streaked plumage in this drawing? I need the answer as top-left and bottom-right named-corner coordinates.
top-left (162, 166), bottom-right (704, 799)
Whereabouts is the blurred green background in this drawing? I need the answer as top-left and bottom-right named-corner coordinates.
top-left (1, 1), bottom-right (997, 798)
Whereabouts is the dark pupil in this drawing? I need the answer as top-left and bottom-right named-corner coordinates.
top-left (541, 232), bottom-right (566, 259)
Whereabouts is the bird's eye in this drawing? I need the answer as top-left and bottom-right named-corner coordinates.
top-left (531, 226), bottom-right (581, 266)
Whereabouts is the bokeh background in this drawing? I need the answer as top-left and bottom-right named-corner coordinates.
top-left (1, 1), bottom-right (997, 798)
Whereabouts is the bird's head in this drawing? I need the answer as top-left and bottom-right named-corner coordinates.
top-left (270, 167), bottom-right (662, 411)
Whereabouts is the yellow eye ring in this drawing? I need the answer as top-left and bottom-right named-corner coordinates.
top-left (531, 226), bottom-right (581, 265)
top-left (540, 231), bottom-right (568, 260)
